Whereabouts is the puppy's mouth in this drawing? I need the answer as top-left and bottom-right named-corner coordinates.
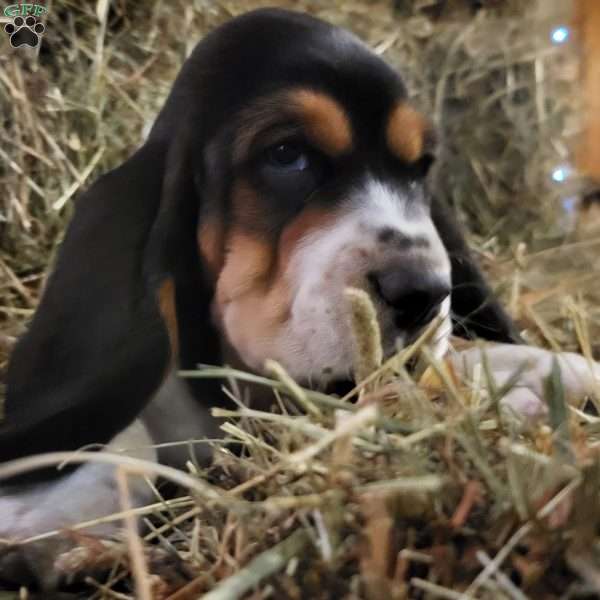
top-left (323, 379), bottom-right (356, 398)
top-left (319, 329), bottom-right (430, 399)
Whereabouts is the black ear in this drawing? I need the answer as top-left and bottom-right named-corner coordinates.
top-left (431, 197), bottom-right (523, 344)
top-left (0, 139), bottom-right (181, 468)
top-left (146, 126), bottom-right (222, 383)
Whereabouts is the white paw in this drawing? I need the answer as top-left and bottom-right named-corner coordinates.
top-left (446, 344), bottom-right (600, 420)
top-left (500, 387), bottom-right (547, 419)
top-left (0, 421), bottom-right (157, 588)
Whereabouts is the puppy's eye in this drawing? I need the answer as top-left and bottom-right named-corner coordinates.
top-left (266, 143), bottom-right (309, 171)
top-left (256, 141), bottom-right (327, 207)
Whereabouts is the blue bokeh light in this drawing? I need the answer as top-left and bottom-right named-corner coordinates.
top-left (562, 196), bottom-right (578, 215)
top-left (551, 26), bottom-right (570, 44)
top-left (552, 166), bottom-right (571, 183)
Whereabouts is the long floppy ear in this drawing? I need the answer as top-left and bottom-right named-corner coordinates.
top-left (146, 126), bottom-right (222, 383)
top-left (0, 138), bottom-right (184, 468)
top-left (431, 196), bottom-right (523, 343)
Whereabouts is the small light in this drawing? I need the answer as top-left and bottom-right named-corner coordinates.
top-left (552, 166), bottom-right (570, 183)
top-left (551, 26), bottom-right (570, 45)
top-left (562, 196), bottom-right (578, 214)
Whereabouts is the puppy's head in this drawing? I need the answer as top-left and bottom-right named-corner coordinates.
top-left (184, 10), bottom-right (451, 385)
top-left (3, 9), bottom-right (515, 464)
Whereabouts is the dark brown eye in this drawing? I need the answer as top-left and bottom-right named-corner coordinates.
top-left (267, 143), bottom-right (309, 170)
top-left (258, 140), bottom-right (328, 209)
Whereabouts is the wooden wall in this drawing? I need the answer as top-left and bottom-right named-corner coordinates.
top-left (575, 0), bottom-right (600, 181)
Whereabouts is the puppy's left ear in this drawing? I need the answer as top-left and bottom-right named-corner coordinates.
top-left (0, 126), bottom-right (207, 470)
top-left (431, 196), bottom-right (523, 343)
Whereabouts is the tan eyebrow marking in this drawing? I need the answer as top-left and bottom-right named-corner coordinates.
top-left (232, 89), bottom-right (353, 163)
top-left (386, 103), bottom-right (430, 163)
top-left (288, 89), bottom-right (353, 156)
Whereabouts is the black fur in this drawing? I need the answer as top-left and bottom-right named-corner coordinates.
top-left (2, 144), bottom-right (171, 465)
top-left (431, 197), bottom-right (522, 343)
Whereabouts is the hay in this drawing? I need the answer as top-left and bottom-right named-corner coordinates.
top-left (2, 0), bottom-right (600, 597)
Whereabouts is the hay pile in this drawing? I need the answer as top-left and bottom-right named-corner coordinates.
top-left (1, 0), bottom-right (600, 598)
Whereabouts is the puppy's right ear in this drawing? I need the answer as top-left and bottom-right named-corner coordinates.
top-left (431, 196), bottom-right (523, 344)
top-left (0, 140), bottom-right (175, 468)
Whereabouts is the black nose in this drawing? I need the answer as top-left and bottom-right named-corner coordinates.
top-left (368, 268), bottom-right (450, 330)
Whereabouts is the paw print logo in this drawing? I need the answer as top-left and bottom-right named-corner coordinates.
top-left (4, 15), bottom-right (45, 48)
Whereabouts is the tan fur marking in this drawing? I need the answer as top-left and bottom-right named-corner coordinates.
top-left (157, 278), bottom-right (178, 360)
top-left (214, 230), bottom-right (289, 357)
top-left (278, 206), bottom-right (336, 268)
top-left (213, 205), bottom-right (340, 367)
top-left (198, 219), bottom-right (225, 277)
top-left (386, 103), bottom-right (428, 163)
top-left (220, 280), bottom-right (290, 332)
top-left (216, 232), bottom-right (276, 306)
top-left (290, 90), bottom-right (353, 156)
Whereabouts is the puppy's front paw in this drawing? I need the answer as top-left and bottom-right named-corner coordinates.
top-left (0, 500), bottom-right (121, 591)
top-left (445, 344), bottom-right (600, 421)
top-left (0, 459), bottom-right (153, 589)
top-left (1, 534), bottom-right (124, 591)
top-left (499, 387), bottom-right (547, 420)
top-left (0, 537), bottom-right (80, 590)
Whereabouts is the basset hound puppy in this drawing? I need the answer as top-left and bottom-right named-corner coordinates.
top-left (1, 8), bottom-right (599, 588)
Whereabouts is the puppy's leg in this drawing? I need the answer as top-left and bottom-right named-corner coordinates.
top-left (0, 420), bottom-right (157, 589)
top-left (446, 344), bottom-right (600, 418)
top-left (141, 371), bottom-right (222, 470)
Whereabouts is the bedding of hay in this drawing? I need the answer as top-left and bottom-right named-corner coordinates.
top-left (1, 0), bottom-right (600, 598)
